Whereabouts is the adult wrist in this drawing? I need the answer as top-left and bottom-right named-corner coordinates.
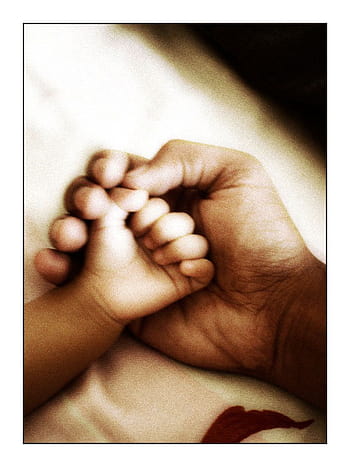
top-left (269, 257), bottom-right (326, 409)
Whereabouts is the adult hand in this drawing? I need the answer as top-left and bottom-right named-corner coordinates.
top-left (35, 140), bottom-right (326, 408)
top-left (124, 140), bottom-right (326, 409)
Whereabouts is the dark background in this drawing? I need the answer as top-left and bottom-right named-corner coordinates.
top-left (190, 24), bottom-right (326, 151)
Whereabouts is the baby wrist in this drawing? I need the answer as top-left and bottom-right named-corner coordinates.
top-left (67, 277), bottom-right (126, 337)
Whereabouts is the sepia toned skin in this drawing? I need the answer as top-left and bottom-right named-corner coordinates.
top-left (34, 140), bottom-right (326, 411)
top-left (24, 150), bottom-right (214, 415)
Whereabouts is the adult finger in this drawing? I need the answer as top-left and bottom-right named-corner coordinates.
top-left (123, 139), bottom-right (260, 196)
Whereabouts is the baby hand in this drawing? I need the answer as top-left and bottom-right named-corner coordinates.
top-left (36, 150), bottom-right (214, 325)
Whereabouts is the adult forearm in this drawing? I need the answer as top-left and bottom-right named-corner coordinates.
top-left (271, 259), bottom-right (326, 409)
top-left (24, 282), bottom-right (123, 415)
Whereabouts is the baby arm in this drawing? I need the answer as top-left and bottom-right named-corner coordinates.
top-left (25, 151), bottom-right (214, 415)
top-left (24, 278), bottom-right (123, 416)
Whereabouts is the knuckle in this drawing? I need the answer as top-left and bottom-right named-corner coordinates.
top-left (161, 139), bottom-right (183, 152)
top-left (233, 149), bottom-right (262, 169)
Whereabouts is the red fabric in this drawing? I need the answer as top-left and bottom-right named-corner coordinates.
top-left (201, 405), bottom-right (314, 443)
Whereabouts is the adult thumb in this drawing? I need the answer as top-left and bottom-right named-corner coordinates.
top-left (123, 140), bottom-right (254, 196)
